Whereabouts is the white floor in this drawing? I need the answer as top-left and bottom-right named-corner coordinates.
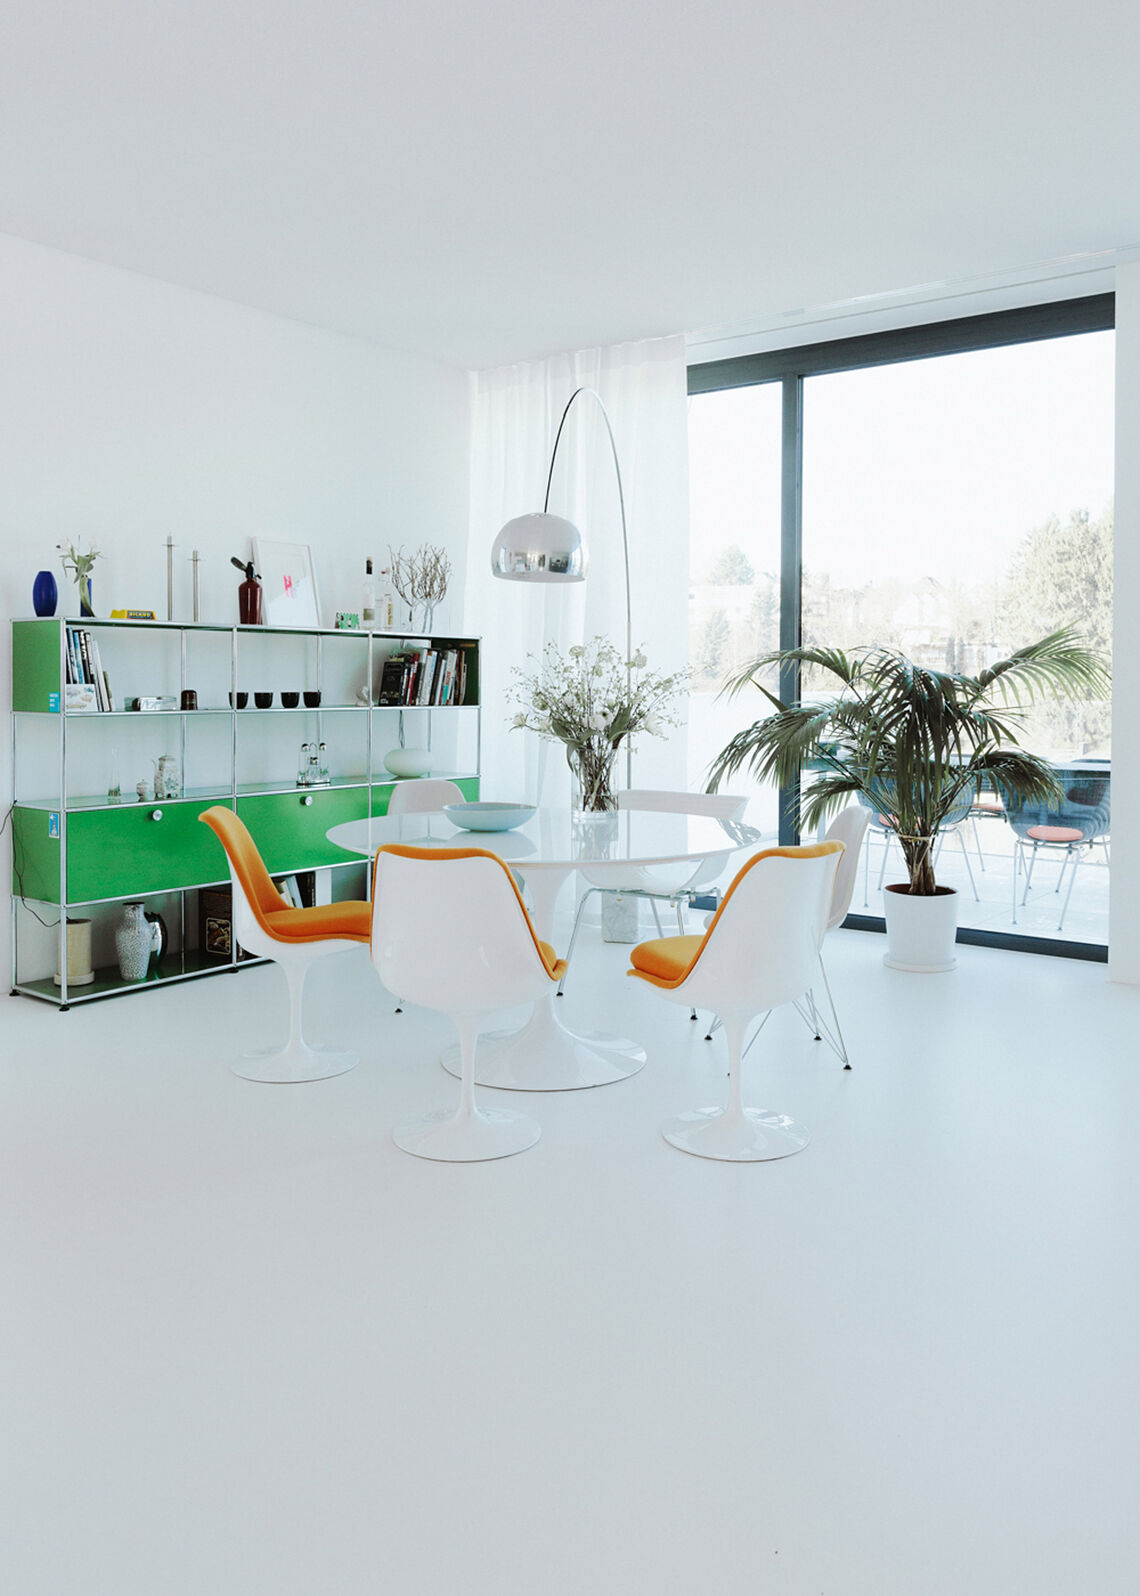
top-left (2, 918), bottom-right (1139, 1595)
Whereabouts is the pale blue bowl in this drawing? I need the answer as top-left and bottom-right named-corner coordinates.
top-left (444, 801), bottom-right (536, 832)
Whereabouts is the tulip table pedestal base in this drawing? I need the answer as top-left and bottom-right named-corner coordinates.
top-left (441, 994), bottom-right (646, 1092)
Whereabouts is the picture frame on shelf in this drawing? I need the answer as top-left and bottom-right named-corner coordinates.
top-left (251, 538), bottom-right (321, 628)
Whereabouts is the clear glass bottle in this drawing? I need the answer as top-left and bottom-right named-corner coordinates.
top-left (379, 568), bottom-right (394, 630)
top-left (308, 745), bottom-right (320, 786)
top-left (298, 741), bottom-right (312, 786)
top-left (362, 558), bottom-right (376, 629)
top-left (318, 741), bottom-right (329, 784)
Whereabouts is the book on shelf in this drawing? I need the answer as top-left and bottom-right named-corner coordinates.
top-left (376, 641), bottom-right (471, 709)
top-left (378, 655), bottom-right (410, 706)
top-left (64, 626), bottom-right (114, 709)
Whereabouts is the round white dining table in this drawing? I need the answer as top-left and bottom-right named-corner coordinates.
top-left (327, 805), bottom-right (767, 1091)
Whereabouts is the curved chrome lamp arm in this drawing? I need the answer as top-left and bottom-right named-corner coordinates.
top-left (542, 387), bottom-right (632, 675)
top-left (544, 388), bottom-right (633, 785)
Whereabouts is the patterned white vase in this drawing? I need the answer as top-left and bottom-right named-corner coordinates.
top-left (115, 902), bottom-right (155, 982)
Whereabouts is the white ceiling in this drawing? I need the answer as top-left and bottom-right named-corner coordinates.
top-left (2, 0), bottom-right (1139, 370)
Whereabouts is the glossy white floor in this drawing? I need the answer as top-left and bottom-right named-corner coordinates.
top-left (3, 919), bottom-right (1138, 1595)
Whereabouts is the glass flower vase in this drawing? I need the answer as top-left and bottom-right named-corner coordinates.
top-left (568, 744), bottom-right (619, 813)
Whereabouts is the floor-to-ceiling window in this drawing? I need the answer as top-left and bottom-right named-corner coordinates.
top-left (688, 296), bottom-right (1114, 956)
top-left (688, 383), bottom-right (783, 836)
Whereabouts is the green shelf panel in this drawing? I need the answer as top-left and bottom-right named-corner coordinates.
top-left (237, 787), bottom-right (369, 872)
top-left (12, 619), bottom-right (63, 713)
top-left (12, 806), bottom-right (63, 904)
top-left (67, 801), bottom-right (230, 902)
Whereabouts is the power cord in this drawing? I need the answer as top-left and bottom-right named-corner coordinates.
top-left (3, 800), bottom-right (62, 930)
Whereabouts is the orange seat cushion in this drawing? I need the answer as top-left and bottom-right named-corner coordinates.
top-left (1026, 826), bottom-right (1084, 844)
top-left (629, 934), bottom-right (704, 987)
top-left (262, 900), bottom-right (372, 944)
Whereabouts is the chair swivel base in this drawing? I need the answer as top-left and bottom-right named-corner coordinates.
top-left (232, 1042), bottom-right (359, 1084)
top-left (393, 1106), bottom-right (541, 1162)
top-left (662, 1106), bottom-right (810, 1162)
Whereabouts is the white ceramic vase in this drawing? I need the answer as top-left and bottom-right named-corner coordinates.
top-left (882, 884), bottom-right (959, 972)
top-left (115, 901), bottom-right (159, 982)
top-left (383, 747), bottom-right (433, 778)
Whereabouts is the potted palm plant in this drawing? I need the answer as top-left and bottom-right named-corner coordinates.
top-left (706, 629), bottom-right (1109, 971)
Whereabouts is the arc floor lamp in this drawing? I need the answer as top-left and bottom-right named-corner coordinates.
top-left (490, 386), bottom-right (634, 784)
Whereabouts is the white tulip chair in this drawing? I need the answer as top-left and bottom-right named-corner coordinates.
top-left (385, 778), bottom-right (465, 817)
top-left (371, 844), bottom-right (567, 1162)
top-left (199, 806), bottom-right (370, 1083)
top-left (628, 841), bottom-right (843, 1162)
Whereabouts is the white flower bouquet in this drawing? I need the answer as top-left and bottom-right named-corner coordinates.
top-left (509, 636), bottom-right (688, 810)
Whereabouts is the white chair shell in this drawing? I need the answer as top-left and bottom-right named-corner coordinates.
top-left (386, 778), bottom-right (465, 816)
top-left (371, 847), bottom-right (556, 1162)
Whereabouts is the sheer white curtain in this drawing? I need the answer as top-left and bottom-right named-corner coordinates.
top-left (465, 335), bottom-right (689, 805)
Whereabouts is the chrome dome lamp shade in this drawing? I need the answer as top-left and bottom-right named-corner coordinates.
top-left (490, 512), bottom-right (587, 582)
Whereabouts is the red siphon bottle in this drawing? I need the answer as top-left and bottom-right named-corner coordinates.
top-left (231, 557), bottom-right (263, 625)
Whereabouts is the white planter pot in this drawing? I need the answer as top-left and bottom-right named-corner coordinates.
top-left (882, 884), bottom-right (959, 972)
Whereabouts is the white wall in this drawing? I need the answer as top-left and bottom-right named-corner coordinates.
top-left (0, 232), bottom-right (470, 986)
top-left (1109, 261), bottom-right (1140, 981)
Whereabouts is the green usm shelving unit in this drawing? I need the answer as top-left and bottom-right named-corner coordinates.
top-left (10, 617), bottom-right (481, 1006)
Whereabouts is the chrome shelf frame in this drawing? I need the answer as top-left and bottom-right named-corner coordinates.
top-left (11, 618), bottom-right (481, 1006)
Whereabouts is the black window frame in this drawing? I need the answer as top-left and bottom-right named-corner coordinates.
top-left (688, 293), bottom-right (1115, 962)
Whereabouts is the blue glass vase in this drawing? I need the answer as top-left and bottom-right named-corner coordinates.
top-left (32, 570), bottom-right (58, 617)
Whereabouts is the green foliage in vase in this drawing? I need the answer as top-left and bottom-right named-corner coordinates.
top-left (707, 629), bottom-right (1109, 895)
top-left (57, 540), bottom-right (100, 584)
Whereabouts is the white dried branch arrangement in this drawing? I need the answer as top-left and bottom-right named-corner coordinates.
top-left (388, 543), bottom-right (452, 607)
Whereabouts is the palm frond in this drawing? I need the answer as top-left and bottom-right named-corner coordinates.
top-left (974, 627), bottom-right (1110, 703)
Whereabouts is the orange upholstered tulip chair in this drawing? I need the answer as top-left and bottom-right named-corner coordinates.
top-left (629, 841), bottom-right (843, 1162)
top-left (199, 806), bottom-right (370, 1082)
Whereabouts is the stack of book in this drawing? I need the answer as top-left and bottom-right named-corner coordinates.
top-left (64, 627), bottom-right (113, 711)
top-left (377, 644), bottom-right (469, 707)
